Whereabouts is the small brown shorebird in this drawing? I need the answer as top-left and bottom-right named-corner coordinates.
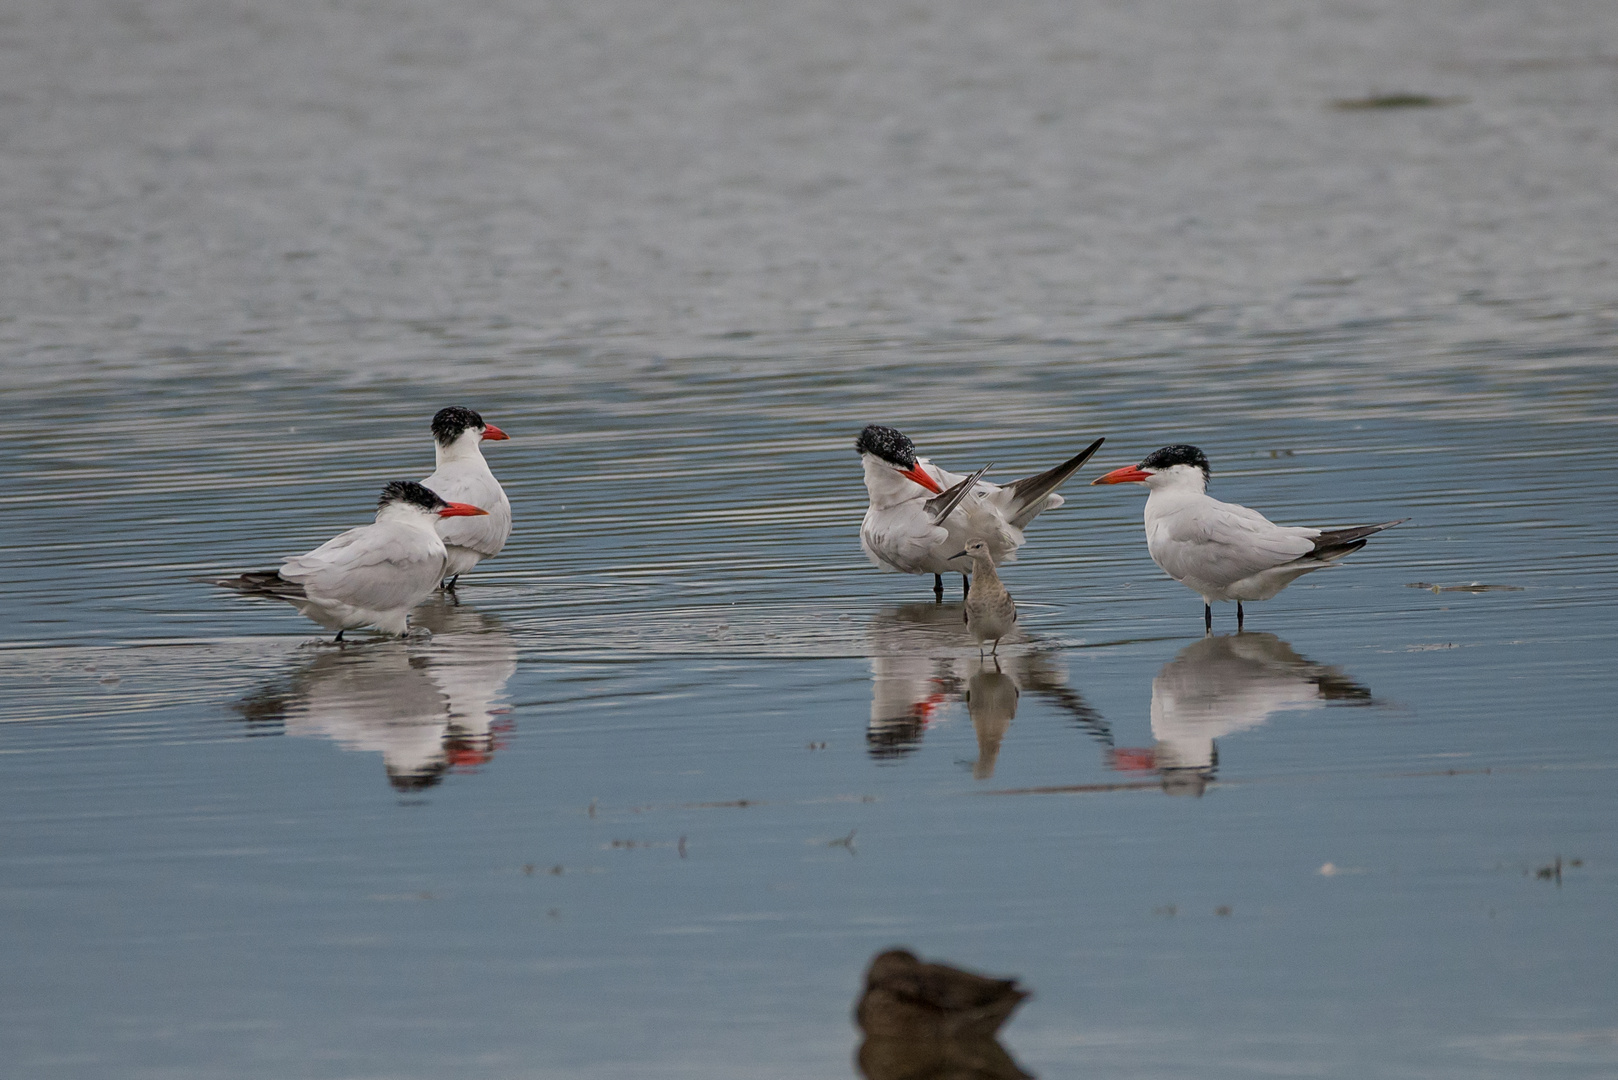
top-left (953, 538), bottom-right (1017, 657)
top-left (855, 947), bottom-right (1030, 1042)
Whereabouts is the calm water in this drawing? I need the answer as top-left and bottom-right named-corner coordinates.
top-left (3, 1), bottom-right (1617, 1077)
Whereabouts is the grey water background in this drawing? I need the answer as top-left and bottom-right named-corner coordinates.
top-left (3, 0), bottom-right (1617, 1076)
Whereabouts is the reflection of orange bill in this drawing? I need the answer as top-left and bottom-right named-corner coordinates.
top-left (1110, 747), bottom-right (1156, 772)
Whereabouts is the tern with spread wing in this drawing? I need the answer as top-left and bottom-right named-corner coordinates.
top-left (215, 480), bottom-right (490, 640)
top-left (421, 406), bottom-right (511, 588)
top-left (1092, 444), bottom-right (1403, 631)
top-left (856, 425), bottom-right (1105, 600)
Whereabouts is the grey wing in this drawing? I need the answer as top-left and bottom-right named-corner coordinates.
top-left (925, 463), bottom-right (992, 525)
top-left (861, 504), bottom-right (951, 572)
top-left (423, 468), bottom-right (512, 557)
top-left (1151, 502), bottom-right (1317, 584)
top-left (281, 524), bottom-right (444, 610)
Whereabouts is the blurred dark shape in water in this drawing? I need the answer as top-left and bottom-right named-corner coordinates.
top-left (855, 948), bottom-right (1033, 1080)
top-left (1333, 92), bottom-right (1463, 109)
top-left (1110, 631), bottom-right (1373, 795)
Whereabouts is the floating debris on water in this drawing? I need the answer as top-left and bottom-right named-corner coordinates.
top-left (1333, 93), bottom-right (1463, 109)
top-left (1407, 582), bottom-right (1525, 593)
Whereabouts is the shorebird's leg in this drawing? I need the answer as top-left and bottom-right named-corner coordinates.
top-left (1237, 602), bottom-right (1244, 631)
top-left (961, 573), bottom-right (970, 599)
top-left (933, 574), bottom-right (944, 602)
top-left (1204, 604), bottom-right (1212, 634)
top-left (334, 630), bottom-right (345, 643)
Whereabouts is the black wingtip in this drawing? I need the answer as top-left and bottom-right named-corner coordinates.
top-left (1004, 436), bottom-right (1106, 517)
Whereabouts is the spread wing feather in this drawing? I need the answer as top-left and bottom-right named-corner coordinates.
top-left (1003, 437), bottom-right (1104, 528)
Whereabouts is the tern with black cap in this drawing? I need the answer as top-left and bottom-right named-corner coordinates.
top-left (421, 405), bottom-right (511, 589)
top-left (214, 480), bottom-right (490, 640)
top-left (856, 424), bottom-right (1105, 600)
top-left (1093, 444), bottom-right (1403, 631)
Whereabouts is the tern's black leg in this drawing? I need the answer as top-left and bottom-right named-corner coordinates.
top-left (334, 629), bottom-right (345, 643)
top-left (961, 573), bottom-right (970, 599)
top-left (933, 573), bottom-right (944, 602)
top-left (1237, 602), bottom-right (1244, 631)
top-left (1204, 603), bottom-right (1212, 634)
top-left (443, 574), bottom-right (460, 592)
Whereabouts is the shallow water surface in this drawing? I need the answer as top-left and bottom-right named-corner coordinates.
top-left (3, 1), bottom-right (1618, 1077)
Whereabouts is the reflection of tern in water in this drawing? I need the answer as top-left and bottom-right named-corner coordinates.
top-left (867, 603), bottom-right (1109, 774)
top-left (233, 598), bottom-right (517, 790)
top-left (1111, 632), bottom-right (1372, 795)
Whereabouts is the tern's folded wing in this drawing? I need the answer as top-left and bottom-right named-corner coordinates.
top-left (423, 466), bottom-right (512, 557)
top-left (1150, 501), bottom-right (1317, 586)
top-left (281, 525), bottom-right (444, 610)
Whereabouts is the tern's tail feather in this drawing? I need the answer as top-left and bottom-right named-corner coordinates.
top-left (1308, 519), bottom-right (1406, 561)
top-left (211, 570), bottom-right (307, 600)
top-left (926, 463), bottom-right (993, 524)
top-left (1004, 437), bottom-right (1105, 528)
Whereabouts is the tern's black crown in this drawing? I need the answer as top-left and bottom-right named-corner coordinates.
top-left (1140, 444), bottom-right (1211, 478)
top-left (431, 406), bottom-right (486, 446)
top-left (856, 425), bottom-right (917, 469)
top-left (378, 479), bottom-right (449, 513)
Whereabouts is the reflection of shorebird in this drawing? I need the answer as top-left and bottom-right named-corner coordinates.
top-left (1112, 632), bottom-right (1372, 795)
top-left (420, 406), bottom-right (511, 588)
top-left (966, 668), bottom-right (1018, 780)
top-left (233, 604), bottom-right (516, 790)
top-left (856, 425), bottom-right (1104, 601)
top-left (866, 604), bottom-right (1109, 770)
top-left (1092, 444), bottom-right (1402, 631)
top-left (855, 948), bottom-right (1033, 1080)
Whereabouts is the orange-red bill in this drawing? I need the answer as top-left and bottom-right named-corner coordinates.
top-left (1091, 465), bottom-right (1152, 485)
top-left (900, 465), bottom-right (943, 493)
top-left (481, 424), bottom-right (509, 441)
top-left (439, 502), bottom-right (490, 517)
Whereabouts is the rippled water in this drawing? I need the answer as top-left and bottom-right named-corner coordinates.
top-left (4, 1), bottom-right (1617, 1077)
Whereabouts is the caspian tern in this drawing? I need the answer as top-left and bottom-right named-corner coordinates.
top-left (1092, 444), bottom-right (1404, 630)
top-left (856, 425), bottom-right (1105, 600)
top-left (421, 406), bottom-right (511, 588)
top-left (952, 538), bottom-right (1017, 657)
top-left (216, 480), bottom-right (490, 639)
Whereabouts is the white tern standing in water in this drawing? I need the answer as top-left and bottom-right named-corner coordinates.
top-left (421, 405), bottom-right (511, 588)
top-left (215, 480), bottom-right (489, 640)
top-left (1092, 444), bottom-right (1403, 631)
top-left (953, 538), bottom-right (1018, 657)
top-left (856, 424), bottom-right (1105, 601)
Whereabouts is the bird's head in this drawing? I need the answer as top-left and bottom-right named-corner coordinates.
top-left (1091, 444), bottom-right (1210, 490)
top-left (855, 424), bottom-right (941, 493)
top-left (432, 405), bottom-right (508, 448)
top-left (948, 538), bottom-right (992, 562)
top-left (378, 480), bottom-right (489, 518)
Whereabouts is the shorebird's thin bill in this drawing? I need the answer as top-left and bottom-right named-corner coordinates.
top-left (1092, 465), bottom-right (1152, 485)
top-left (900, 465), bottom-right (943, 493)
